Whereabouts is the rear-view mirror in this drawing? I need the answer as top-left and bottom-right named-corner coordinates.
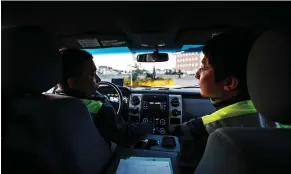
top-left (136, 53), bottom-right (169, 62)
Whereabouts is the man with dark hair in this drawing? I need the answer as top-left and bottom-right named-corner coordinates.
top-left (57, 49), bottom-right (151, 147)
top-left (59, 49), bottom-right (101, 95)
top-left (178, 28), bottom-right (275, 170)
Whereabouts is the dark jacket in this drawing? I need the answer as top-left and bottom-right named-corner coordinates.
top-left (56, 89), bottom-right (152, 148)
top-left (178, 97), bottom-right (276, 170)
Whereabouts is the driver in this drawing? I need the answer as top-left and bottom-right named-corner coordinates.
top-left (56, 49), bottom-right (151, 147)
top-left (178, 28), bottom-right (276, 169)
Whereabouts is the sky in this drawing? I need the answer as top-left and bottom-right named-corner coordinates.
top-left (93, 53), bottom-right (176, 71)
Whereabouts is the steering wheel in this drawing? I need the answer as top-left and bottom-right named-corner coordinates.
top-left (96, 81), bottom-right (124, 117)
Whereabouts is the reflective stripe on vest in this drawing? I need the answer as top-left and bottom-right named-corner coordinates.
top-left (276, 123), bottom-right (291, 129)
top-left (82, 99), bottom-right (103, 114)
top-left (202, 100), bottom-right (257, 125)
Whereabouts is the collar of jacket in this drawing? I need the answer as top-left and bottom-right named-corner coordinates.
top-left (202, 100), bottom-right (257, 125)
top-left (56, 88), bottom-right (104, 99)
top-left (55, 89), bottom-right (88, 98)
top-left (56, 89), bottom-right (108, 106)
top-left (210, 97), bottom-right (241, 111)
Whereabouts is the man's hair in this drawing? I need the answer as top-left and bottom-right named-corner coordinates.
top-left (60, 49), bottom-right (93, 84)
top-left (203, 28), bottom-right (264, 99)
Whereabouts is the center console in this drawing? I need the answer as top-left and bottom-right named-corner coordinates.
top-left (106, 93), bottom-right (184, 174)
top-left (106, 93), bottom-right (198, 174)
top-left (129, 93), bottom-right (183, 135)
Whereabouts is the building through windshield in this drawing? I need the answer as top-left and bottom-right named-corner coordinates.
top-left (175, 52), bottom-right (203, 73)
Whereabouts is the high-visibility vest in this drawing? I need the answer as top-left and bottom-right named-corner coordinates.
top-left (276, 123), bottom-right (291, 129)
top-left (82, 99), bottom-right (103, 115)
top-left (202, 100), bottom-right (257, 125)
top-left (202, 100), bottom-right (291, 129)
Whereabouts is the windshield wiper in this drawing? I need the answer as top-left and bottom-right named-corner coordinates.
top-left (172, 85), bottom-right (200, 89)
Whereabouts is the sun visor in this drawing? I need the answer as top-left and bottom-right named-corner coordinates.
top-left (60, 34), bottom-right (129, 49)
top-left (176, 29), bottom-right (225, 45)
top-left (126, 32), bottom-right (182, 53)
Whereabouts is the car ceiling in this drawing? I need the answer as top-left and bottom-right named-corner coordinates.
top-left (2, 2), bottom-right (291, 52)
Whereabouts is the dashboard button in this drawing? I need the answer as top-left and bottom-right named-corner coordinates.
top-left (160, 119), bottom-right (166, 125)
top-left (172, 109), bottom-right (180, 116)
top-left (159, 128), bottom-right (166, 134)
top-left (143, 118), bottom-right (149, 123)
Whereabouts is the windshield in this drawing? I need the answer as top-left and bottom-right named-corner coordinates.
top-left (84, 45), bottom-right (203, 88)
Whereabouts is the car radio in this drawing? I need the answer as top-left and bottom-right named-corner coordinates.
top-left (140, 94), bottom-right (169, 134)
top-left (129, 93), bottom-right (183, 135)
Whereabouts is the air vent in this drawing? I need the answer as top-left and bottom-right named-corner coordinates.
top-left (170, 97), bottom-right (180, 107)
top-left (131, 96), bottom-right (140, 106)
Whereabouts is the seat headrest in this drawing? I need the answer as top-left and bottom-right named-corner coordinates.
top-left (247, 29), bottom-right (291, 124)
top-left (2, 26), bottom-right (61, 95)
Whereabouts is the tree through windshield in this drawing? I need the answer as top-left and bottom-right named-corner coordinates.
top-left (85, 45), bottom-right (203, 88)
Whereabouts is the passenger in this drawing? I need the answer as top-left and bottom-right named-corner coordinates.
top-left (56, 49), bottom-right (151, 147)
top-left (178, 28), bottom-right (276, 170)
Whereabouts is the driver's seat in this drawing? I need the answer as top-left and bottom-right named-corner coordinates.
top-left (2, 26), bottom-right (112, 174)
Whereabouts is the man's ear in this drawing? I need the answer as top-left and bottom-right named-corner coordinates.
top-left (223, 76), bottom-right (238, 91)
top-left (67, 78), bottom-right (75, 89)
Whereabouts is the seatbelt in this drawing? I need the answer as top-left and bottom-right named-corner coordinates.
top-left (202, 100), bottom-right (257, 125)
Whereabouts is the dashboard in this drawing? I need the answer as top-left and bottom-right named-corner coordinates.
top-left (98, 86), bottom-right (216, 135)
top-left (129, 93), bottom-right (183, 135)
